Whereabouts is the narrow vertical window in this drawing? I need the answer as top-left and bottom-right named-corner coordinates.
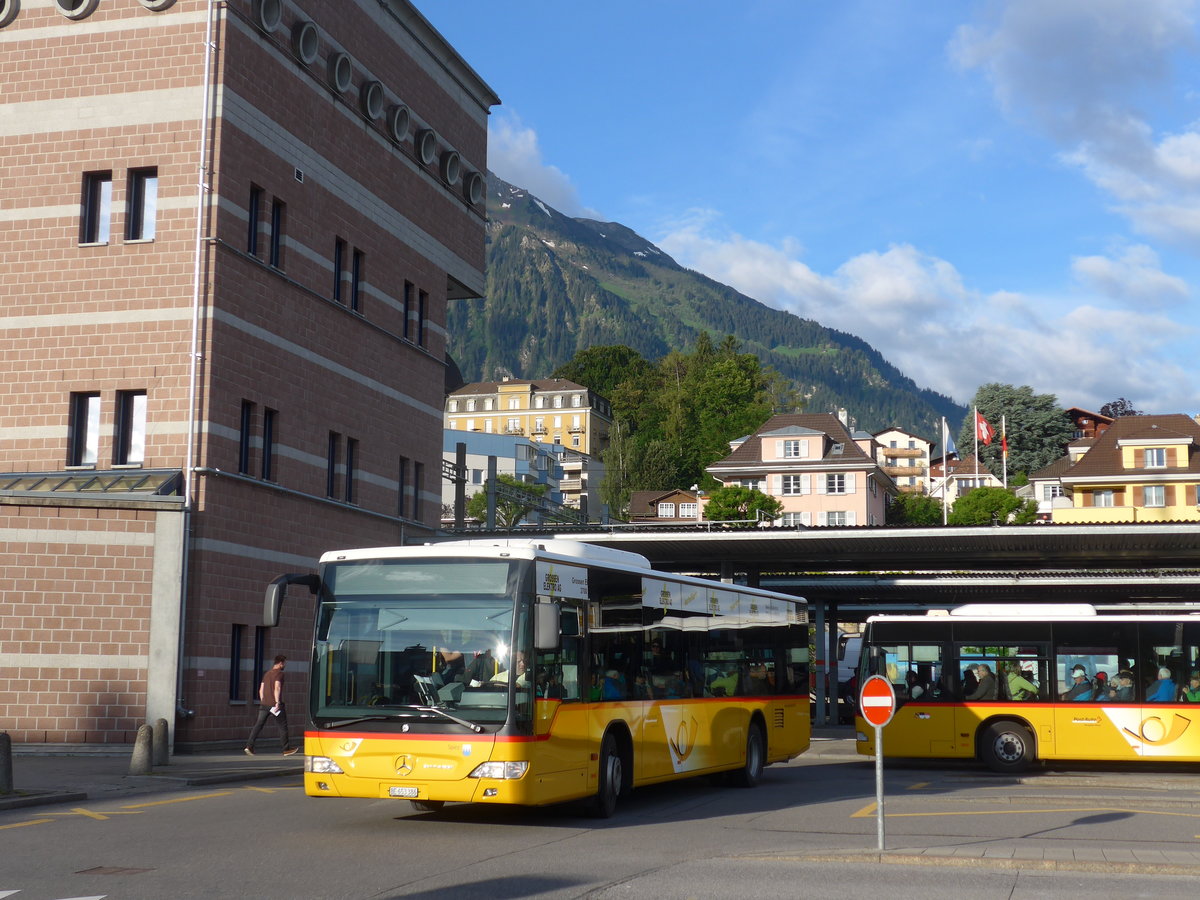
top-left (238, 400), bottom-right (254, 475)
top-left (114, 390), bottom-right (147, 465)
top-left (253, 626), bottom-right (267, 691)
top-left (269, 198), bottom-right (285, 268)
top-left (397, 456), bottom-right (408, 517)
top-left (345, 437), bottom-right (358, 503)
top-left (412, 461), bottom-right (424, 521)
top-left (403, 281), bottom-right (413, 340)
top-left (417, 289), bottom-right (428, 346)
top-left (229, 624), bottom-right (245, 701)
top-left (351, 249), bottom-right (364, 312)
top-left (327, 431), bottom-right (341, 498)
top-left (126, 167), bottom-right (158, 240)
top-left (332, 238), bottom-right (345, 302)
top-left (80, 171), bottom-right (112, 243)
top-left (68, 392), bottom-right (101, 466)
top-left (247, 185), bottom-right (263, 255)
top-left (261, 407), bottom-right (277, 481)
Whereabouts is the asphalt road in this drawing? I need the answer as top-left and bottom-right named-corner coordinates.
top-left (3, 740), bottom-right (1200, 899)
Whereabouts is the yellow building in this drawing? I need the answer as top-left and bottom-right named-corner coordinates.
top-left (1055, 414), bottom-right (1200, 523)
top-left (446, 378), bottom-right (612, 457)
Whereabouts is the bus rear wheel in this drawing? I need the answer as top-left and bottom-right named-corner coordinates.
top-left (731, 722), bottom-right (765, 788)
top-left (589, 733), bottom-right (624, 818)
top-left (980, 721), bottom-right (1035, 773)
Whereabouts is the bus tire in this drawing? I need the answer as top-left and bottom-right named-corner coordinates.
top-left (980, 720), bottom-right (1035, 773)
top-left (731, 721), bottom-right (765, 788)
top-left (410, 799), bottom-right (445, 813)
top-left (589, 732), bottom-right (624, 818)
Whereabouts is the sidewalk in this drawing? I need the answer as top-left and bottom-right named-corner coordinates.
top-left (0, 745), bottom-right (301, 812)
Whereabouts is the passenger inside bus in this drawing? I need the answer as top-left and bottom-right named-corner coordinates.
top-left (1063, 665), bottom-right (1093, 701)
top-left (964, 663), bottom-right (997, 700)
top-left (1145, 666), bottom-right (1176, 702)
top-left (1004, 662), bottom-right (1038, 701)
top-left (1106, 669), bottom-right (1136, 702)
top-left (1183, 671), bottom-right (1200, 702)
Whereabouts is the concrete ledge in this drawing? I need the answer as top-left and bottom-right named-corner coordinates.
top-left (753, 849), bottom-right (1200, 876)
top-left (0, 790), bottom-right (88, 811)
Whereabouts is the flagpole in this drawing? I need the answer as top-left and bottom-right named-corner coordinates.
top-left (1002, 415), bottom-right (1008, 489)
top-left (973, 406), bottom-right (979, 479)
top-left (941, 417), bottom-right (949, 525)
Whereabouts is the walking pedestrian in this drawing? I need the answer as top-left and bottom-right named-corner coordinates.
top-left (245, 655), bottom-right (298, 756)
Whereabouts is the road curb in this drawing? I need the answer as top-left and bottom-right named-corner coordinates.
top-left (0, 790), bottom-right (88, 811)
top-left (750, 849), bottom-right (1200, 875)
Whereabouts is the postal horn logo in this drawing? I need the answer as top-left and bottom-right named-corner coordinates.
top-left (1125, 713), bottom-right (1191, 747)
top-left (668, 716), bottom-right (700, 764)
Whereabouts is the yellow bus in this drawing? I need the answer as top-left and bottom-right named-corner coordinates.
top-left (855, 604), bottom-right (1200, 772)
top-left (266, 538), bottom-right (810, 816)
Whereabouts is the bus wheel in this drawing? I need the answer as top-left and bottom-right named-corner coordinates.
top-left (410, 799), bottom-right (445, 813)
top-left (589, 733), bottom-right (623, 818)
top-left (731, 722), bottom-right (765, 788)
top-left (980, 721), bottom-right (1034, 773)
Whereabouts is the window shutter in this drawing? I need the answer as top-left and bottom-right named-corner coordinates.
top-left (845, 472), bottom-right (856, 493)
top-left (817, 511), bottom-right (827, 526)
top-left (772, 475), bottom-right (781, 495)
top-left (816, 475), bottom-right (825, 494)
top-left (847, 510), bottom-right (857, 526)
top-left (800, 439), bottom-right (809, 458)
top-left (801, 511), bottom-right (811, 526)
top-left (801, 474), bottom-right (810, 495)
top-left (775, 440), bottom-right (784, 459)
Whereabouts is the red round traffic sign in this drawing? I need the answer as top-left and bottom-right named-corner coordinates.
top-left (859, 674), bottom-right (896, 728)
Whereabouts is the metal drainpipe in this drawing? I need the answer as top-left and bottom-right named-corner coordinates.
top-left (176, 0), bottom-right (219, 722)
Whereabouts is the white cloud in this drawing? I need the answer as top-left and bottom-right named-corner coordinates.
top-left (486, 110), bottom-right (589, 216)
top-left (657, 220), bottom-right (1197, 414)
top-left (1071, 244), bottom-right (1189, 307)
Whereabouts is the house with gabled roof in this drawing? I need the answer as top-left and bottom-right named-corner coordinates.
top-left (1054, 414), bottom-right (1200, 523)
top-left (628, 489), bottom-right (702, 524)
top-left (706, 413), bottom-right (894, 527)
top-left (873, 426), bottom-right (933, 493)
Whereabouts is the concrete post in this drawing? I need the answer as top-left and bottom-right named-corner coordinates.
top-left (153, 717), bottom-right (170, 766)
top-left (0, 732), bottom-right (12, 793)
top-left (129, 724), bottom-right (154, 775)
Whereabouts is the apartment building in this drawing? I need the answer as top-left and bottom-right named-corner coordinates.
top-left (441, 431), bottom-right (563, 524)
top-left (0, 0), bottom-right (496, 746)
top-left (873, 427), bottom-right (932, 493)
top-left (706, 413), bottom-right (894, 527)
top-left (446, 378), bottom-right (613, 456)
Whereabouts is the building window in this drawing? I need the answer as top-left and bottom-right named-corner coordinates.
top-left (268, 198), bottom-right (285, 268)
top-left (326, 431), bottom-right (340, 498)
top-left (781, 512), bottom-right (805, 527)
top-left (1042, 484), bottom-right (1063, 501)
top-left (782, 440), bottom-right (807, 458)
top-left (572, 394), bottom-right (582, 407)
top-left (535, 396), bottom-right (545, 409)
top-left (68, 392), bottom-right (101, 466)
top-left (826, 473), bottom-right (846, 494)
top-left (345, 437), bottom-right (358, 503)
top-left (448, 400), bottom-right (458, 412)
top-left (332, 238), bottom-right (345, 302)
top-left (657, 502), bottom-right (676, 517)
top-left (261, 408), bottom-right (276, 481)
top-left (229, 624), bottom-right (245, 701)
top-left (1144, 448), bottom-right (1166, 468)
top-left (466, 399), bottom-right (476, 412)
top-left (509, 397), bottom-right (520, 410)
top-left (826, 511), bottom-right (848, 526)
top-left (114, 390), bottom-right (147, 465)
top-left (465, 419), bottom-right (475, 431)
top-left (403, 281), bottom-right (413, 340)
top-left (553, 396), bottom-right (563, 408)
top-left (351, 249), bottom-right (364, 312)
top-left (781, 475), bottom-right (803, 496)
top-left (417, 289), bottom-right (427, 346)
top-left (412, 461), bottom-right (424, 521)
top-left (485, 420), bottom-right (494, 433)
top-left (1144, 485), bottom-right (1166, 507)
top-left (571, 435), bottom-right (580, 447)
top-left (484, 398), bottom-right (493, 411)
top-left (506, 418), bottom-right (521, 433)
top-left (80, 171), bottom-right (112, 244)
top-left (253, 626), bottom-right (267, 694)
top-left (125, 167), bottom-right (157, 240)
top-left (397, 456), bottom-right (408, 517)
top-left (1094, 489), bottom-right (1115, 507)
top-left (247, 185), bottom-right (263, 255)
top-left (679, 502), bottom-right (698, 518)
top-left (238, 400), bottom-right (254, 475)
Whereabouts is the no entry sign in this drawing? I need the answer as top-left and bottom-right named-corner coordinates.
top-left (860, 674), bottom-right (896, 728)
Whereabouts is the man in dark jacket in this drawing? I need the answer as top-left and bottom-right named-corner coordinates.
top-left (965, 663), bottom-right (997, 701)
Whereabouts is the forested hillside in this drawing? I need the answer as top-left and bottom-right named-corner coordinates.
top-left (447, 175), bottom-right (965, 437)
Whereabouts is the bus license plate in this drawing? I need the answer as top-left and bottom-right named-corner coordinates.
top-left (389, 786), bottom-right (419, 798)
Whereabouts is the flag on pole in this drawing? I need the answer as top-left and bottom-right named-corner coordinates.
top-left (975, 411), bottom-right (994, 445)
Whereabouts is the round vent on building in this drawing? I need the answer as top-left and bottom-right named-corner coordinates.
top-left (0, 0), bottom-right (20, 29)
top-left (327, 52), bottom-right (353, 94)
top-left (138, 0), bottom-right (178, 11)
top-left (416, 129), bottom-right (438, 166)
top-left (440, 150), bottom-right (461, 186)
top-left (55, 0), bottom-right (99, 19)
top-left (464, 170), bottom-right (485, 205)
top-left (361, 81), bottom-right (385, 121)
top-left (291, 20), bottom-right (319, 65)
top-left (254, 0), bottom-right (282, 32)
top-left (388, 105), bottom-right (411, 144)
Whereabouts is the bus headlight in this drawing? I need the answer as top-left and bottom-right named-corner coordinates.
top-left (305, 755), bottom-right (344, 774)
top-left (467, 761), bottom-right (528, 780)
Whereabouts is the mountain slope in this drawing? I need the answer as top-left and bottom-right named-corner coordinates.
top-left (447, 175), bottom-right (965, 437)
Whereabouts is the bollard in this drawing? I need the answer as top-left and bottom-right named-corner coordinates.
top-left (153, 717), bottom-right (169, 766)
top-left (0, 732), bottom-right (12, 794)
top-left (129, 724), bottom-right (153, 775)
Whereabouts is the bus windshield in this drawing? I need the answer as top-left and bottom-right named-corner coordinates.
top-left (311, 558), bottom-right (532, 730)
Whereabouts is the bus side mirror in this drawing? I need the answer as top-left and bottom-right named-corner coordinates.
top-left (264, 573), bottom-right (319, 627)
top-left (534, 601), bottom-right (560, 651)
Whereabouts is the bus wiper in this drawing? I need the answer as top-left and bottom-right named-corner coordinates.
top-left (415, 704), bottom-right (485, 733)
top-left (324, 715), bottom-right (398, 728)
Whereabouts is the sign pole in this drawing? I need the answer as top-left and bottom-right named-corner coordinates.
top-left (858, 675), bottom-right (895, 854)
top-left (874, 723), bottom-right (885, 851)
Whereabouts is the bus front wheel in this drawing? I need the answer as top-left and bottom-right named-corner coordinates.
top-left (589, 733), bottom-right (624, 818)
top-left (731, 722), bottom-right (765, 788)
top-left (980, 721), bottom-right (1035, 773)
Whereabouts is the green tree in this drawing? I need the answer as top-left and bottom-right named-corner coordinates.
top-left (956, 384), bottom-right (1074, 479)
top-left (702, 485), bottom-right (783, 526)
top-left (886, 491), bottom-right (944, 526)
top-left (465, 475), bottom-right (548, 528)
top-left (551, 345), bottom-right (654, 399)
top-left (947, 486), bottom-right (1037, 526)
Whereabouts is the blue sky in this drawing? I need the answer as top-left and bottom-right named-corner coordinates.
top-left (423, 0), bottom-right (1200, 415)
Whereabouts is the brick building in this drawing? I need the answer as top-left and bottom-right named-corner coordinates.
top-left (0, 0), bottom-right (497, 748)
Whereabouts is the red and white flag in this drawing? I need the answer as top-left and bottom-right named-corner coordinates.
top-left (975, 411), bottom-right (994, 445)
